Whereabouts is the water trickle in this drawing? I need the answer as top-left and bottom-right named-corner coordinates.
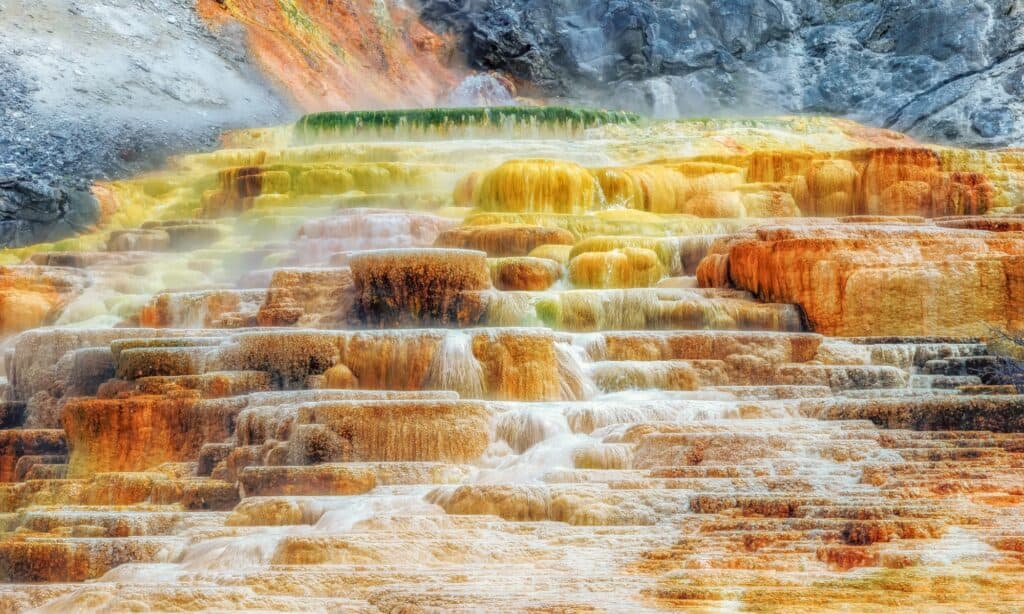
top-left (423, 330), bottom-right (486, 398)
top-left (554, 340), bottom-right (598, 401)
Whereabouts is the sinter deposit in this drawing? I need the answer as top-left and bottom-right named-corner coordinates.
top-left (1, 109), bottom-right (1024, 612)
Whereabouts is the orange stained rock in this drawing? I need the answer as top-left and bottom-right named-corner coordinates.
top-left (333, 331), bottom-right (443, 391)
top-left (322, 363), bottom-right (358, 389)
top-left (0, 266), bottom-right (88, 336)
top-left (701, 222), bottom-right (1024, 336)
top-left (291, 399), bottom-right (490, 463)
top-left (200, 165), bottom-right (286, 217)
top-left (349, 248), bottom-right (491, 327)
top-left (219, 328), bottom-right (568, 400)
top-left (0, 538), bottom-right (175, 582)
top-left (135, 371), bottom-right (272, 398)
top-left (196, 0), bottom-right (460, 110)
top-left (0, 430), bottom-right (66, 483)
top-left (597, 330), bottom-right (822, 363)
top-left (140, 290), bottom-right (265, 328)
top-left (335, 328), bottom-right (565, 400)
top-left (239, 464), bottom-right (377, 497)
top-left (62, 394), bottom-right (231, 477)
top-left (257, 267), bottom-right (354, 327)
top-left (470, 329), bottom-right (563, 401)
top-left (527, 287), bottom-right (804, 332)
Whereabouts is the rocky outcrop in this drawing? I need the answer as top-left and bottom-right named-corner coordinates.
top-left (0, 0), bottom-right (289, 247)
top-left (0, 0), bottom-right (462, 248)
top-left (0, 179), bottom-right (100, 247)
top-left (420, 0), bottom-right (1024, 147)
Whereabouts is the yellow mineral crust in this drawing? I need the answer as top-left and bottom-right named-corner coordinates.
top-left (473, 159), bottom-right (599, 214)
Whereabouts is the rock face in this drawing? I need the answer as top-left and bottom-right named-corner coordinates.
top-left (420, 0), bottom-right (1024, 147)
top-left (0, 0), bottom-right (289, 247)
top-left (196, 0), bottom-right (460, 110)
top-left (0, 179), bottom-right (100, 247)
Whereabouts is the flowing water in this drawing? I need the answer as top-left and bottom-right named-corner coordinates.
top-left (0, 111), bottom-right (1023, 612)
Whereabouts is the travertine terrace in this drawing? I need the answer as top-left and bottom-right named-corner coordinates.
top-left (1, 109), bottom-right (1024, 612)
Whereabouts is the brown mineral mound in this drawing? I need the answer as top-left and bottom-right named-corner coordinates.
top-left (349, 248), bottom-right (491, 327)
top-left (699, 222), bottom-right (1024, 336)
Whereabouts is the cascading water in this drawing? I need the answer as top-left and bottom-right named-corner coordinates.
top-left (424, 331), bottom-right (487, 398)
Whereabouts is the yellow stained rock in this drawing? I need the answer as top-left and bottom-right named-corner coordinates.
top-left (473, 159), bottom-right (598, 214)
top-left (528, 243), bottom-right (574, 265)
top-left (568, 248), bottom-right (665, 289)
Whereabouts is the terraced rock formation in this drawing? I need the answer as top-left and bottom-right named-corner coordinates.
top-left (1, 110), bottom-right (1023, 611)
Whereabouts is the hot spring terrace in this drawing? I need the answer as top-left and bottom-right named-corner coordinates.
top-left (0, 110), bottom-right (1023, 612)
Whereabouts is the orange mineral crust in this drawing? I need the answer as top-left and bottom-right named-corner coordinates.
top-left (700, 223), bottom-right (1024, 337)
top-left (196, 0), bottom-right (461, 110)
